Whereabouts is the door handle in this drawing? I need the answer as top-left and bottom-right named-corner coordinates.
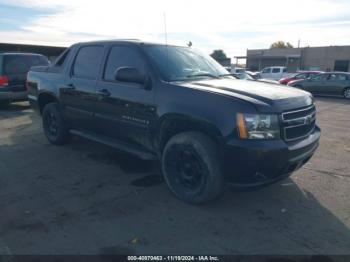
top-left (96, 89), bottom-right (111, 97)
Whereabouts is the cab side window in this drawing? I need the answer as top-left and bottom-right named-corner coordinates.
top-left (104, 46), bottom-right (146, 82)
top-left (48, 49), bottom-right (71, 73)
top-left (54, 49), bottom-right (70, 67)
top-left (272, 68), bottom-right (280, 73)
top-left (73, 46), bottom-right (104, 79)
top-left (262, 68), bottom-right (271, 73)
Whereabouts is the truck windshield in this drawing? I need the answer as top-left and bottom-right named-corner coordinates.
top-left (143, 45), bottom-right (228, 81)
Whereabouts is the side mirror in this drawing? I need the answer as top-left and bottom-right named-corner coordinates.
top-left (115, 67), bottom-right (147, 86)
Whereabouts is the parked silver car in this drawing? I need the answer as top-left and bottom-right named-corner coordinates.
top-left (288, 72), bottom-right (350, 99)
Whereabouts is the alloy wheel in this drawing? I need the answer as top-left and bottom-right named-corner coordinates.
top-left (344, 89), bottom-right (350, 99)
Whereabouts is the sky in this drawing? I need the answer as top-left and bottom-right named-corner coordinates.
top-left (0, 0), bottom-right (350, 59)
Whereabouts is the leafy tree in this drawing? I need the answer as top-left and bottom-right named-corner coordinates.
top-left (270, 41), bottom-right (294, 49)
top-left (210, 49), bottom-right (228, 61)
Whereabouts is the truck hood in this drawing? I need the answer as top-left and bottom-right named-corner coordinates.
top-left (180, 78), bottom-right (313, 113)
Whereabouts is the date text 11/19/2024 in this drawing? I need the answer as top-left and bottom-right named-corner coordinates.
top-left (127, 255), bottom-right (220, 261)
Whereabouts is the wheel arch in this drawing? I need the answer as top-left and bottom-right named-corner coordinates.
top-left (343, 86), bottom-right (350, 92)
top-left (155, 113), bottom-right (224, 154)
top-left (38, 92), bottom-right (58, 114)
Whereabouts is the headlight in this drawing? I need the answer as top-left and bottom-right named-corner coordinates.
top-left (236, 113), bottom-right (280, 139)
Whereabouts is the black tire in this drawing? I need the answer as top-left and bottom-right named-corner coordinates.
top-left (0, 100), bottom-right (10, 109)
top-left (42, 102), bottom-right (70, 145)
top-left (161, 131), bottom-right (224, 204)
top-left (343, 88), bottom-right (350, 99)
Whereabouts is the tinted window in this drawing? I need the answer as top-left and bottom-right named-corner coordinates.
top-left (272, 68), bottom-right (280, 73)
top-left (283, 68), bottom-right (287, 73)
top-left (104, 46), bottom-right (146, 81)
top-left (3, 55), bottom-right (49, 74)
top-left (55, 49), bottom-right (70, 67)
top-left (262, 68), bottom-right (271, 73)
top-left (309, 73), bottom-right (320, 78)
top-left (328, 74), bottom-right (338, 81)
top-left (313, 74), bottom-right (329, 81)
top-left (73, 46), bottom-right (104, 79)
top-left (334, 74), bottom-right (347, 81)
top-left (296, 73), bottom-right (307, 78)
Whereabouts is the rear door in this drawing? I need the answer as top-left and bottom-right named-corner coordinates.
top-left (332, 74), bottom-right (349, 95)
top-left (94, 44), bottom-right (156, 151)
top-left (3, 54), bottom-right (49, 92)
top-left (59, 45), bottom-right (104, 130)
top-left (321, 73), bottom-right (342, 95)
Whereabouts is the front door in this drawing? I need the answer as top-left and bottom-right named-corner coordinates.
top-left (94, 45), bottom-right (156, 151)
top-left (60, 45), bottom-right (104, 130)
top-left (261, 67), bottom-right (271, 79)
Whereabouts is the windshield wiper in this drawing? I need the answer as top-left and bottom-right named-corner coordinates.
top-left (186, 73), bottom-right (219, 79)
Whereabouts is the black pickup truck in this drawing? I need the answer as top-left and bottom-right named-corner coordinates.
top-left (27, 40), bottom-right (320, 204)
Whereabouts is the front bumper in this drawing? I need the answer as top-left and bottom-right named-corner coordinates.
top-left (222, 125), bottom-right (321, 187)
top-left (0, 91), bottom-right (28, 101)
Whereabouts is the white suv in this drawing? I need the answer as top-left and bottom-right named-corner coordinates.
top-left (260, 66), bottom-right (290, 80)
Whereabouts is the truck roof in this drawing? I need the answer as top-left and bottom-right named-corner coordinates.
top-left (0, 52), bottom-right (44, 56)
top-left (74, 39), bottom-right (184, 48)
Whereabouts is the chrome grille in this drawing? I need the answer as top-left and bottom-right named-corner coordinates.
top-left (282, 105), bottom-right (316, 142)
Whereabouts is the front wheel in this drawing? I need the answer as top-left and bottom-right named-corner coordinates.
top-left (161, 132), bottom-right (225, 204)
top-left (42, 102), bottom-right (70, 145)
top-left (343, 88), bottom-right (350, 99)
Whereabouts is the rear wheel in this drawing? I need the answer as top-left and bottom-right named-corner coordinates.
top-left (161, 132), bottom-right (225, 204)
top-left (343, 88), bottom-right (350, 99)
top-left (42, 102), bottom-right (70, 145)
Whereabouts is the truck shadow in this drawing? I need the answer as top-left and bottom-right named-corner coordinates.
top-left (0, 101), bottom-right (32, 119)
top-left (1, 105), bottom-right (350, 255)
